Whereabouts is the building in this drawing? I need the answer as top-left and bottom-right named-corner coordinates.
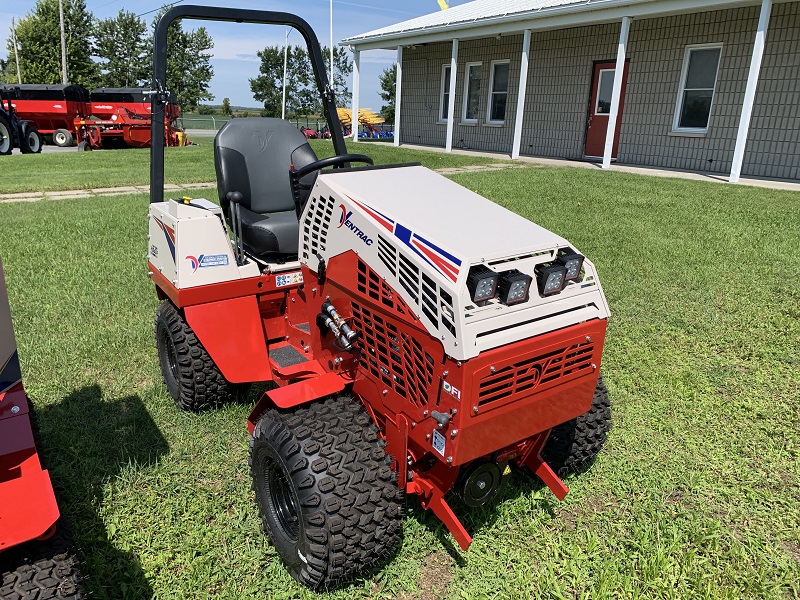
top-left (343, 0), bottom-right (799, 182)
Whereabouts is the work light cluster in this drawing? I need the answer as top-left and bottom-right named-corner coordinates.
top-left (466, 250), bottom-right (584, 306)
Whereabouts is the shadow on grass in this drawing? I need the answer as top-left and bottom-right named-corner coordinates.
top-left (34, 384), bottom-right (168, 600)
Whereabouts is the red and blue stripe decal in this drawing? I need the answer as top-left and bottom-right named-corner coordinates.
top-left (347, 196), bottom-right (462, 282)
top-left (154, 217), bottom-right (176, 261)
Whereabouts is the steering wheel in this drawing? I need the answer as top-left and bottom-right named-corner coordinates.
top-left (293, 153), bottom-right (374, 179)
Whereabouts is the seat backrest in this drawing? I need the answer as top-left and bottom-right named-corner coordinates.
top-left (214, 117), bottom-right (318, 216)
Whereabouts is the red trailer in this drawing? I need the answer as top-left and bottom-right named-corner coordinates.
top-left (88, 88), bottom-right (184, 149)
top-left (0, 84), bottom-right (90, 147)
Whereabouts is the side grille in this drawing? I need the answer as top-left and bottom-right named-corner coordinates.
top-left (301, 195), bottom-right (335, 260)
top-left (351, 302), bottom-right (435, 408)
top-left (478, 340), bottom-right (595, 406)
top-left (356, 259), bottom-right (413, 318)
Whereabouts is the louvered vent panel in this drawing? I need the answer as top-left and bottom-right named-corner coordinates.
top-left (356, 259), bottom-right (413, 317)
top-left (352, 302), bottom-right (434, 407)
top-left (377, 235), bottom-right (397, 277)
top-left (301, 195), bottom-right (335, 260)
top-left (477, 341), bottom-right (596, 406)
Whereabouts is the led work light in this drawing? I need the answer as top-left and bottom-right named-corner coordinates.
top-left (497, 270), bottom-right (533, 305)
top-left (536, 264), bottom-right (567, 297)
top-left (556, 250), bottom-right (585, 282)
top-left (467, 265), bottom-right (499, 303)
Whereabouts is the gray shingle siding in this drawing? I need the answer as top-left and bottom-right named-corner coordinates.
top-left (397, 3), bottom-right (800, 181)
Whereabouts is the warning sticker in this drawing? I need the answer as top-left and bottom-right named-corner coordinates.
top-left (432, 429), bottom-right (446, 456)
top-left (275, 272), bottom-right (303, 287)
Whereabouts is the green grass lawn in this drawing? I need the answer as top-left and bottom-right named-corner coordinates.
top-left (0, 162), bottom-right (798, 599)
top-left (0, 140), bottom-right (504, 195)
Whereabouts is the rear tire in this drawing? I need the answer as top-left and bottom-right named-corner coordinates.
top-left (19, 123), bottom-right (42, 154)
top-left (0, 116), bottom-right (11, 155)
top-left (0, 522), bottom-right (85, 600)
top-left (154, 300), bottom-right (246, 411)
top-left (541, 375), bottom-right (611, 476)
top-left (249, 395), bottom-right (403, 589)
top-left (52, 128), bottom-right (74, 147)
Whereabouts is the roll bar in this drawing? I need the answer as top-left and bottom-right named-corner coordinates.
top-left (150, 5), bottom-right (348, 204)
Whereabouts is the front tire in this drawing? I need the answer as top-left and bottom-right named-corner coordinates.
top-left (249, 395), bottom-right (403, 589)
top-left (19, 123), bottom-right (42, 154)
top-left (154, 300), bottom-right (245, 411)
top-left (541, 375), bottom-right (611, 476)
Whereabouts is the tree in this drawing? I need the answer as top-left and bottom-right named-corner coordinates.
top-left (379, 64), bottom-right (397, 123)
top-left (94, 10), bottom-right (149, 87)
top-left (221, 97), bottom-right (231, 116)
top-left (250, 45), bottom-right (312, 118)
top-left (152, 10), bottom-right (215, 111)
top-left (3, 0), bottom-right (98, 87)
top-left (322, 45), bottom-right (352, 107)
top-left (250, 44), bottom-right (352, 118)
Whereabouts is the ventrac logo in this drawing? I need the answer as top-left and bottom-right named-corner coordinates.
top-left (186, 254), bottom-right (229, 273)
top-left (337, 204), bottom-right (373, 246)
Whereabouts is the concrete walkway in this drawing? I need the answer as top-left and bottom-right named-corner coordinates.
top-left (2, 149), bottom-right (798, 205)
top-left (0, 163), bottom-right (531, 204)
top-left (381, 142), bottom-right (800, 193)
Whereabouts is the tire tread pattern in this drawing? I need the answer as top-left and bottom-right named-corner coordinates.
top-left (249, 396), bottom-right (403, 589)
top-left (154, 300), bottom-right (242, 411)
top-left (541, 375), bottom-right (611, 476)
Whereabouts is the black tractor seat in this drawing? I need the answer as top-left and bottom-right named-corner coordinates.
top-left (214, 118), bottom-right (319, 258)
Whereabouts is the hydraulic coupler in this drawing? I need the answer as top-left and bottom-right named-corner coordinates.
top-left (317, 301), bottom-right (359, 351)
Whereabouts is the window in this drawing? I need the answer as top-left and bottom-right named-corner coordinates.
top-left (439, 64), bottom-right (452, 122)
top-left (462, 62), bottom-right (482, 123)
top-left (674, 44), bottom-right (722, 132)
top-left (595, 69), bottom-right (615, 115)
top-left (487, 60), bottom-right (510, 124)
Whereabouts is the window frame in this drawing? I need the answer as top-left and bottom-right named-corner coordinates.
top-left (486, 59), bottom-right (510, 125)
top-left (672, 43), bottom-right (723, 134)
top-left (461, 61), bottom-right (482, 124)
top-left (439, 64), bottom-right (452, 123)
top-left (594, 68), bottom-right (616, 116)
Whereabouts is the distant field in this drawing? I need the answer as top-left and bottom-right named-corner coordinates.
top-left (0, 141), bottom-right (506, 195)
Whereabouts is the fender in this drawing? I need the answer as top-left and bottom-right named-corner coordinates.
top-left (183, 296), bottom-right (272, 384)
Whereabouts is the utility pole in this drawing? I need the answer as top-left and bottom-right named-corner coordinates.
top-left (282, 28), bottom-right (290, 120)
top-left (59, 0), bottom-right (68, 84)
top-left (329, 0), bottom-right (334, 85)
top-left (11, 18), bottom-right (22, 84)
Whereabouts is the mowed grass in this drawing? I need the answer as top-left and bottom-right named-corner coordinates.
top-left (0, 161), bottom-right (798, 599)
top-left (0, 139), bottom-right (504, 194)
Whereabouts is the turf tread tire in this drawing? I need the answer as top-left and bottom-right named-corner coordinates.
top-left (154, 300), bottom-right (244, 411)
top-left (19, 123), bottom-right (42, 154)
top-left (0, 116), bottom-right (11, 155)
top-left (541, 375), bottom-right (611, 476)
top-left (249, 395), bottom-right (403, 589)
top-left (0, 525), bottom-right (85, 600)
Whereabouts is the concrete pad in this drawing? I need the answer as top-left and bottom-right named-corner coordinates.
top-left (45, 191), bottom-right (94, 199)
top-left (0, 195), bottom-right (44, 204)
top-left (92, 186), bottom-right (138, 194)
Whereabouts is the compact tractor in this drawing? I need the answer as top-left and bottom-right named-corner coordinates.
top-left (148, 6), bottom-right (611, 589)
top-left (0, 87), bottom-right (42, 156)
top-left (0, 258), bottom-right (83, 599)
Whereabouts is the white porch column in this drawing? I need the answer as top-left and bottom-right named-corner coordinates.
top-left (351, 49), bottom-right (360, 141)
top-left (602, 16), bottom-right (631, 170)
top-left (511, 29), bottom-right (531, 160)
top-left (445, 38), bottom-right (459, 153)
top-left (393, 46), bottom-right (403, 147)
top-left (730, 0), bottom-right (772, 183)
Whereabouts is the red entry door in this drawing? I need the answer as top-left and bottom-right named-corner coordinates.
top-left (584, 61), bottom-right (629, 159)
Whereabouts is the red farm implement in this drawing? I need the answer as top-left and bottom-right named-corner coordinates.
top-left (0, 258), bottom-right (83, 598)
top-left (0, 84), bottom-right (185, 149)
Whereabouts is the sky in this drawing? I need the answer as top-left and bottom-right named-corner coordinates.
top-left (0, 0), bottom-right (466, 112)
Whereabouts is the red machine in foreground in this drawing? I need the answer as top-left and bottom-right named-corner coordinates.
top-left (148, 6), bottom-right (612, 590)
top-left (0, 258), bottom-right (83, 598)
top-left (1, 84), bottom-right (185, 149)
